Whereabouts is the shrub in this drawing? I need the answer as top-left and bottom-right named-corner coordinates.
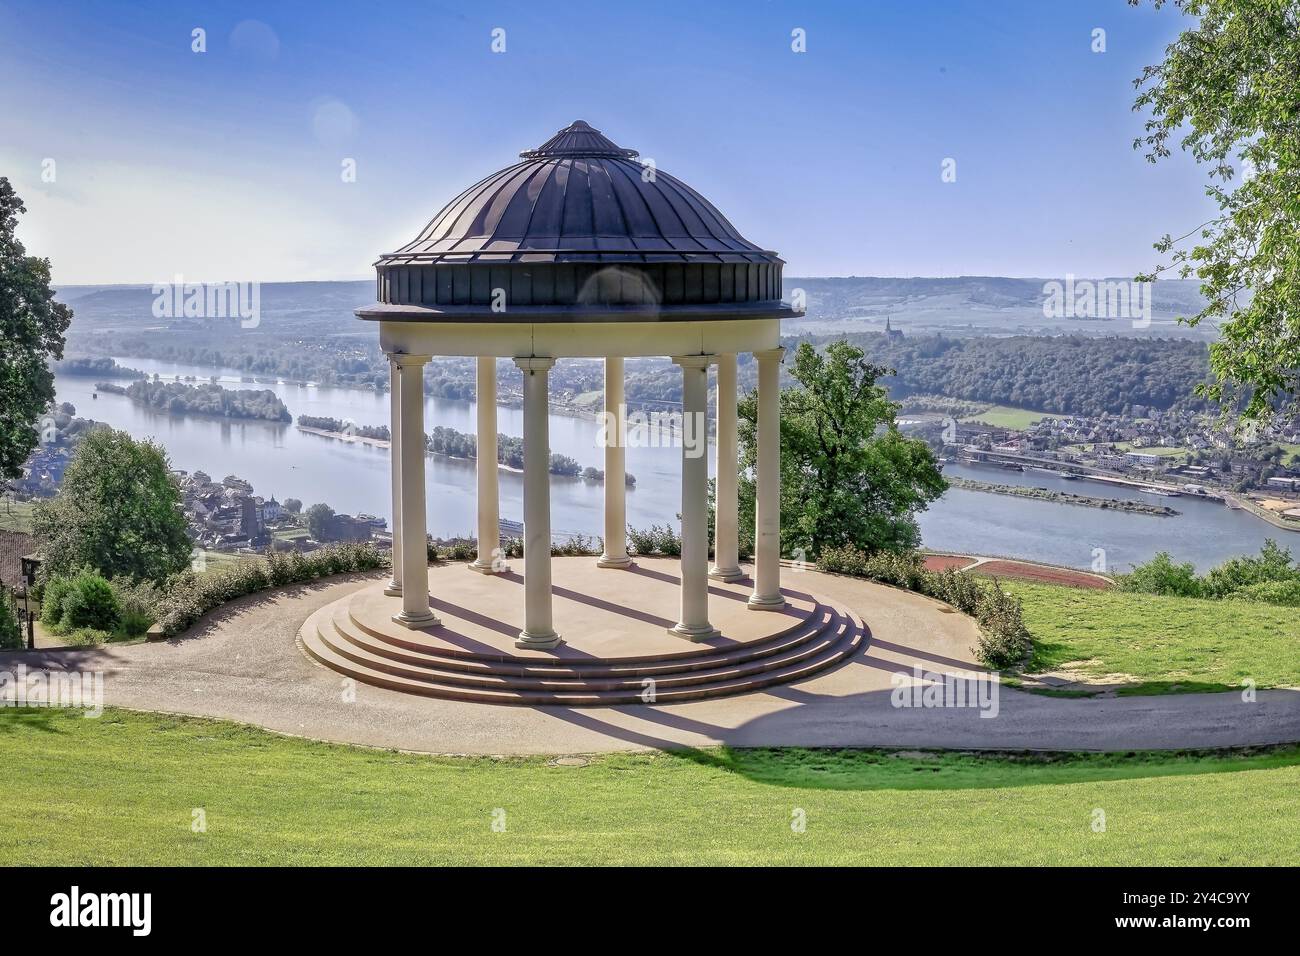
top-left (110, 577), bottom-right (160, 637)
top-left (627, 524), bottom-right (681, 557)
top-left (1119, 541), bottom-right (1300, 603)
top-left (154, 542), bottom-right (388, 637)
top-left (819, 544), bottom-right (1030, 668)
top-left (553, 534), bottom-right (600, 557)
top-left (1118, 551), bottom-right (1203, 597)
top-left (40, 576), bottom-right (73, 629)
top-left (1229, 579), bottom-right (1300, 607)
top-left (59, 571), bottom-right (122, 632)
top-left (66, 627), bottom-right (111, 646)
top-left (0, 599), bottom-right (21, 650)
top-left (1202, 540), bottom-right (1297, 599)
top-left (969, 579), bottom-right (1031, 667)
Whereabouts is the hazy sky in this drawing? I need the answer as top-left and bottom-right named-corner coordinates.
top-left (0, 0), bottom-right (1214, 284)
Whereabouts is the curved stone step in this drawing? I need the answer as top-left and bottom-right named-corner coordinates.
top-left (343, 589), bottom-right (819, 667)
top-left (299, 605), bottom-right (866, 706)
top-left (317, 607), bottom-right (851, 693)
top-left (328, 600), bottom-right (838, 680)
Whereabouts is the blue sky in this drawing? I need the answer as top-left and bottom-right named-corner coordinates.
top-left (0, 0), bottom-right (1212, 283)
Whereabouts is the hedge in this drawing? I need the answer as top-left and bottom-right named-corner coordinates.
top-left (818, 545), bottom-right (1032, 668)
top-left (154, 542), bottom-right (388, 637)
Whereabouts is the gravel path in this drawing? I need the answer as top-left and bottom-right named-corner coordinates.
top-left (3, 564), bottom-right (1296, 755)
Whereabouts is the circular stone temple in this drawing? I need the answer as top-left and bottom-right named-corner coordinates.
top-left (302, 121), bottom-right (863, 704)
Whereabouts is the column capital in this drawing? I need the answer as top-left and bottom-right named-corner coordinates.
top-left (671, 354), bottom-right (715, 369)
top-left (390, 352), bottom-right (432, 368)
top-left (513, 356), bottom-right (556, 373)
top-left (754, 347), bottom-right (786, 364)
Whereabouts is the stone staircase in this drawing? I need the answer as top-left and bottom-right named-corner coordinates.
top-left (299, 594), bottom-right (865, 706)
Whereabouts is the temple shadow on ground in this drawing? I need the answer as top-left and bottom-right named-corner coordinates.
top-left (539, 681), bottom-right (1300, 791)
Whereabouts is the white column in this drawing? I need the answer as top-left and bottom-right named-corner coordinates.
top-left (597, 356), bottom-right (632, 569)
top-left (391, 353), bottom-right (439, 629)
top-left (514, 357), bottom-right (561, 649)
top-left (749, 347), bottom-right (785, 611)
top-left (669, 354), bottom-right (718, 640)
top-left (709, 352), bottom-right (742, 582)
top-left (383, 355), bottom-right (403, 596)
top-left (470, 356), bottom-right (506, 574)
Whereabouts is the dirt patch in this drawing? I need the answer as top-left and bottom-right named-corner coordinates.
top-left (976, 560), bottom-right (1112, 589)
top-left (922, 554), bottom-right (978, 572)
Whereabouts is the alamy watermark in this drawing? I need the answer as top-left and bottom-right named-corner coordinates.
top-left (152, 274), bottom-right (261, 328)
top-left (596, 404), bottom-right (706, 459)
top-left (0, 664), bottom-right (104, 717)
top-left (1042, 275), bottom-right (1151, 328)
top-left (890, 665), bottom-right (999, 718)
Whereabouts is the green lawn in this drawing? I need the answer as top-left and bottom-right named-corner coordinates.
top-left (962, 405), bottom-right (1063, 430)
top-left (1275, 442), bottom-right (1300, 467)
top-left (1007, 582), bottom-right (1300, 694)
top-left (1, 708), bottom-right (1297, 865)
top-left (0, 499), bottom-right (35, 533)
top-left (1113, 442), bottom-right (1188, 459)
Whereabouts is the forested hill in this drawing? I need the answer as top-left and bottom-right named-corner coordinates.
top-left (814, 333), bottom-right (1214, 417)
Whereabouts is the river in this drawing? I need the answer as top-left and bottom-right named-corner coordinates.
top-left (52, 358), bottom-right (1289, 572)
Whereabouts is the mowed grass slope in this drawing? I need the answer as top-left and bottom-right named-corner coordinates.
top-left (1007, 582), bottom-right (1300, 694)
top-left (962, 405), bottom-right (1063, 430)
top-left (2, 709), bottom-right (1297, 865)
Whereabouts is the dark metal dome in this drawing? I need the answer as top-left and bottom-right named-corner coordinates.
top-left (361, 121), bottom-right (791, 323)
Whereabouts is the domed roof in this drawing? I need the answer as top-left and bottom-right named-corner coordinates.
top-left (378, 121), bottom-right (780, 267)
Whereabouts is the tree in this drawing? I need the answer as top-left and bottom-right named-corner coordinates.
top-left (305, 503), bottom-right (335, 541)
top-left (32, 429), bottom-right (192, 582)
top-left (283, 497), bottom-right (303, 514)
top-left (0, 178), bottom-right (73, 480)
top-left (1132, 0), bottom-right (1300, 420)
top-left (738, 341), bottom-right (947, 558)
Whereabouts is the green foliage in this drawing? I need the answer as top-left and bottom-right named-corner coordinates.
top-left (819, 545), bottom-right (1031, 668)
top-left (110, 577), bottom-right (160, 636)
top-left (1121, 541), bottom-right (1300, 603)
top-left (39, 576), bottom-right (73, 629)
top-left (740, 341), bottom-right (947, 559)
top-left (1132, 0), bottom-right (1300, 420)
top-left (153, 542), bottom-right (387, 637)
top-left (0, 178), bottom-right (73, 481)
top-left (32, 428), bottom-right (192, 583)
top-left (627, 524), bottom-right (681, 557)
top-left (837, 332), bottom-right (1212, 417)
top-left (304, 503), bottom-right (335, 541)
top-left (1201, 539), bottom-right (1296, 597)
top-left (1230, 578), bottom-right (1300, 607)
top-left (1118, 552), bottom-right (1204, 597)
top-left (57, 571), bottom-right (122, 632)
top-left (65, 627), bottom-right (111, 646)
top-left (491, 536), bottom-right (601, 560)
top-left (0, 598), bottom-right (21, 649)
top-left (283, 498), bottom-right (302, 514)
top-left (114, 379), bottom-right (290, 422)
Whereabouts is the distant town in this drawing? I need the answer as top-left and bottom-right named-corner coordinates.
top-left (906, 403), bottom-right (1300, 531)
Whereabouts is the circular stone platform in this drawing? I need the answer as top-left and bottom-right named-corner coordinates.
top-left (299, 557), bottom-right (865, 705)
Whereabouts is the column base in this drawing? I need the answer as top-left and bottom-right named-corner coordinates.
top-left (383, 580), bottom-right (402, 597)
top-left (708, 566), bottom-right (744, 583)
top-left (747, 594), bottom-right (786, 611)
top-left (666, 623), bottom-right (721, 642)
top-left (515, 630), bottom-right (562, 650)
top-left (468, 560), bottom-right (509, 575)
top-left (596, 555), bottom-right (633, 569)
top-left (391, 609), bottom-right (440, 629)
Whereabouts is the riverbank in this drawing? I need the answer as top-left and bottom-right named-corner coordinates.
top-left (1228, 493), bottom-right (1300, 534)
top-left (945, 476), bottom-right (1179, 516)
